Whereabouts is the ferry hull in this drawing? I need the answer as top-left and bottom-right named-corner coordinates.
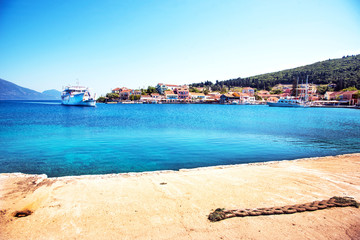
top-left (61, 93), bottom-right (96, 107)
top-left (267, 102), bottom-right (307, 108)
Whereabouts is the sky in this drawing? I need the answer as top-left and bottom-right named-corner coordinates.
top-left (0, 0), bottom-right (359, 96)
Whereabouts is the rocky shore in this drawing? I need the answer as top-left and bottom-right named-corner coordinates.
top-left (1, 153), bottom-right (360, 239)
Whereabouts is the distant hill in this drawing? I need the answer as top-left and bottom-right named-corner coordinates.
top-left (0, 78), bottom-right (60, 100)
top-left (42, 89), bottom-right (61, 100)
top-left (191, 54), bottom-right (360, 91)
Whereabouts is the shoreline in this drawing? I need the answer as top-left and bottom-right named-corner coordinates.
top-left (2, 152), bottom-right (360, 180)
top-left (1, 153), bottom-right (360, 239)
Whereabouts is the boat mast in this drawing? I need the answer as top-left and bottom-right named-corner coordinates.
top-left (296, 76), bottom-right (299, 99)
top-left (305, 75), bottom-right (309, 102)
top-left (301, 77), bottom-right (304, 100)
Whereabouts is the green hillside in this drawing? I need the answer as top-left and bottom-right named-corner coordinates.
top-left (191, 54), bottom-right (360, 91)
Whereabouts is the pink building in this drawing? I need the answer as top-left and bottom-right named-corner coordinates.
top-left (175, 87), bottom-right (190, 101)
top-left (342, 91), bottom-right (359, 105)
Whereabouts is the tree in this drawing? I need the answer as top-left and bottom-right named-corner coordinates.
top-left (106, 93), bottom-right (119, 99)
top-left (96, 96), bottom-right (106, 103)
top-left (342, 86), bottom-right (358, 91)
top-left (220, 87), bottom-right (228, 94)
top-left (317, 85), bottom-right (328, 95)
top-left (271, 89), bottom-right (283, 94)
top-left (189, 54), bottom-right (360, 92)
top-left (190, 87), bottom-right (201, 93)
top-left (146, 86), bottom-right (157, 94)
top-left (255, 94), bottom-right (262, 100)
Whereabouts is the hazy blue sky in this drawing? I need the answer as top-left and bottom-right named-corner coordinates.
top-left (1, 0), bottom-right (359, 95)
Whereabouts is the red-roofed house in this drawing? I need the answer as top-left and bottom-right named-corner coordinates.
top-left (242, 87), bottom-right (255, 96)
top-left (151, 93), bottom-right (160, 99)
top-left (205, 95), bottom-right (220, 103)
top-left (140, 95), bottom-right (152, 102)
top-left (112, 88), bottom-right (121, 94)
top-left (233, 92), bottom-right (255, 103)
top-left (120, 89), bottom-right (132, 100)
top-left (164, 90), bottom-right (178, 102)
top-left (112, 87), bottom-right (129, 94)
top-left (267, 96), bottom-right (279, 102)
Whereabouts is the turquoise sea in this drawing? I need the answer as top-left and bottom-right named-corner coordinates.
top-left (0, 100), bottom-right (359, 177)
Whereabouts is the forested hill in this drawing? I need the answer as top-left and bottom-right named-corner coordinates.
top-left (191, 54), bottom-right (360, 91)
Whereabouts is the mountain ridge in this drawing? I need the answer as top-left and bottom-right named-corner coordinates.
top-left (191, 54), bottom-right (360, 91)
top-left (0, 78), bottom-right (60, 100)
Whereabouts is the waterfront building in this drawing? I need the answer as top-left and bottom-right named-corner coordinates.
top-left (324, 92), bottom-right (334, 100)
top-left (242, 87), bottom-right (255, 96)
top-left (257, 90), bottom-right (271, 100)
top-left (342, 91), bottom-right (359, 105)
top-left (112, 87), bottom-right (129, 94)
top-left (296, 84), bottom-right (317, 99)
top-left (151, 93), bottom-right (161, 99)
top-left (131, 90), bottom-right (142, 96)
top-left (193, 86), bottom-right (211, 92)
top-left (272, 84), bottom-right (293, 91)
top-left (190, 93), bottom-right (206, 102)
top-left (220, 93), bottom-right (238, 104)
top-left (267, 96), bottom-right (279, 102)
top-left (112, 88), bottom-right (121, 94)
top-left (176, 86), bottom-right (190, 101)
top-left (164, 90), bottom-right (178, 102)
top-left (140, 95), bottom-right (152, 103)
top-left (205, 95), bottom-right (220, 103)
top-left (156, 83), bottom-right (182, 94)
top-left (207, 92), bottom-right (221, 97)
top-left (283, 88), bottom-right (292, 94)
top-left (323, 90), bottom-right (359, 105)
top-left (233, 92), bottom-right (256, 104)
top-left (120, 89), bottom-right (132, 100)
top-left (280, 93), bottom-right (291, 98)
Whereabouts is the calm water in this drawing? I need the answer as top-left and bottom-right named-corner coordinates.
top-left (1, 100), bottom-right (359, 177)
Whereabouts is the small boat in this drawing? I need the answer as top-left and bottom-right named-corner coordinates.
top-left (268, 75), bottom-right (310, 108)
top-left (267, 98), bottom-right (308, 107)
top-left (61, 86), bottom-right (96, 107)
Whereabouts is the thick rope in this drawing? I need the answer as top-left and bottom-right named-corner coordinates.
top-left (208, 196), bottom-right (359, 222)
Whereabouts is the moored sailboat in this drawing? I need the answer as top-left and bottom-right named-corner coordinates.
top-left (267, 76), bottom-right (310, 108)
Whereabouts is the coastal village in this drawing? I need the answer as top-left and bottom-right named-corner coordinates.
top-left (98, 83), bottom-right (360, 106)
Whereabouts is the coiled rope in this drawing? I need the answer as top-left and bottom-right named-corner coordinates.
top-left (208, 196), bottom-right (359, 222)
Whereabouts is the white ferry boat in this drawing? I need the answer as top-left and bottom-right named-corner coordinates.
top-left (267, 98), bottom-right (308, 108)
top-left (61, 86), bottom-right (96, 107)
